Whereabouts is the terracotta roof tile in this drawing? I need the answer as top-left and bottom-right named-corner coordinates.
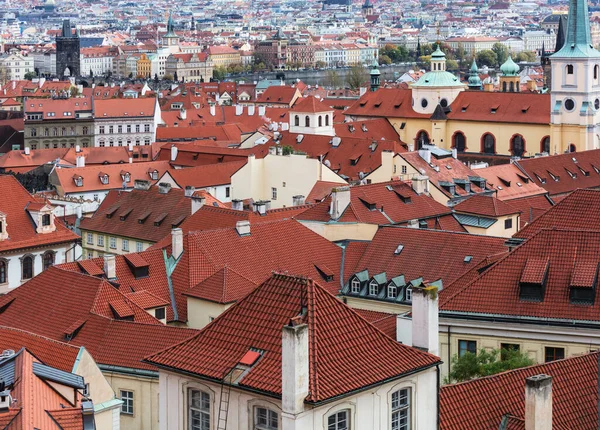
top-left (291, 96), bottom-right (333, 113)
top-left (125, 290), bottom-right (169, 309)
top-left (184, 266), bottom-right (258, 304)
top-left (345, 88), bottom-right (429, 119)
top-left (454, 194), bottom-right (521, 217)
top-left (161, 160), bottom-right (246, 188)
top-left (477, 164), bottom-right (548, 200)
top-left (94, 97), bottom-right (156, 118)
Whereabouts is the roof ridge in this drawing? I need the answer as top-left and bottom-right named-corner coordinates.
top-left (0, 325), bottom-right (81, 350)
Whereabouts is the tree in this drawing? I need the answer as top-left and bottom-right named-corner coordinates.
top-left (213, 66), bottom-right (227, 81)
top-left (128, 72), bottom-right (133, 79)
top-left (154, 73), bottom-right (159, 84)
top-left (515, 51), bottom-right (537, 62)
top-left (23, 71), bottom-right (36, 80)
top-left (315, 61), bottom-right (326, 69)
top-left (379, 55), bottom-right (392, 65)
top-left (445, 348), bottom-right (534, 384)
top-left (418, 55), bottom-right (432, 68)
top-left (446, 59), bottom-right (459, 71)
top-left (164, 74), bottom-right (173, 81)
top-left (326, 70), bottom-right (342, 88)
top-left (173, 71), bottom-right (179, 82)
top-left (455, 43), bottom-right (467, 66)
top-left (89, 69), bottom-right (94, 78)
top-left (346, 64), bottom-right (368, 90)
top-left (282, 145), bottom-right (294, 155)
top-left (69, 86), bottom-right (80, 97)
top-left (492, 43), bottom-right (509, 67)
top-left (476, 50), bottom-right (498, 67)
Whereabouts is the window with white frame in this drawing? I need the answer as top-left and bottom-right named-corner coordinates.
top-left (255, 407), bottom-right (278, 430)
top-left (122, 239), bottom-right (129, 252)
top-left (87, 233), bottom-right (93, 244)
top-left (327, 410), bottom-right (349, 430)
top-left (351, 278), bottom-right (360, 294)
top-left (272, 187), bottom-right (277, 200)
top-left (136, 241), bottom-right (143, 252)
top-left (369, 280), bottom-right (378, 296)
top-left (391, 388), bottom-right (411, 430)
top-left (110, 237), bottom-right (116, 249)
top-left (387, 284), bottom-right (397, 299)
top-left (188, 388), bottom-right (210, 430)
top-left (120, 390), bottom-right (134, 415)
top-left (144, 124), bottom-right (150, 132)
top-left (405, 286), bottom-right (412, 302)
top-left (98, 235), bottom-right (104, 247)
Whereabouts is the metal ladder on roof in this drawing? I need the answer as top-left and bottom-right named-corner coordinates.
top-left (216, 370), bottom-right (233, 430)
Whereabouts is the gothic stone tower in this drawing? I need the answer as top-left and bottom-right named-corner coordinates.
top-left (56, 20), bottom-right (80, 78)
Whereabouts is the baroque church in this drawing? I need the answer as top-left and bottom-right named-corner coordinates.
top-left (346, 0), bottom-right (600, 158)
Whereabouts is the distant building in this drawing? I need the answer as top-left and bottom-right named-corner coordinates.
top-left (55, 20), bottom-right (80, 78)
top-left (0, 49), bottom-right (34, 81)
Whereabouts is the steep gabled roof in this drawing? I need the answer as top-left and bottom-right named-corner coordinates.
top-left (291, 96), bottom-right (333, 113)
top-left (145, 274), bottom-right (440, 402)
top-left (345, 88), bottom-right (429, 119)
top-left (476, 164), bottom-right (548, 201)
top-left (454, 194), bottom-right (521, 218)
top-left (184, 266), bottom-right (258, 304)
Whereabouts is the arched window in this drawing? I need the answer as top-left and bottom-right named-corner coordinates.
top-left (294, 115), bottom-right (299, 126)
top-left (541, 136), bottom-right (550, 154)
top-left (43, 251), bottom-right (54, 271)
top-left (510, 134), bottom-right (525, 157)
top-left (254, 407), bottom-right (279, 430)
top-left (325, 115), bottom-right (329, 126)
top-left (327, 410), bottom-right (349, 430)
top-left (502, 82), bottom-right (507, 92)
top-left (0, 259), bottom-right (6, 284)
top-left (305, 116), bottom-right (310, 127)
top-left (509, 81), bottom-right (515, 92)
top-left (61, 127), bottom-right (66, 136)
top-left (453, 132), bottom-right (466, 152)
top-left (594, 65), bottom-right (599, 80)
top-left (567, 64), bottom-right (574, 75)
top-left (351, 278), bottom-right (360, 294)
top-left (415, 130), bottom-right (430, 150)
top-left (369, 280), bottom-right (378, 296)
top-left (481, 133), bottom-right (496, 154)
top-left (318, 116), bottom-right (322, 127)
top-left (569, 143), bottom-right (576, 153)
top-left (21, 255), bottom-right (33, 280)
top-left (391, 388), bottom-right (412, 429)
top-left (188, 388), bottom-right (210, 430)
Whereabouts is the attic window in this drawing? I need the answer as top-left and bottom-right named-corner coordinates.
top-left (394, 244), bottom-right (404, 255)
top-left (74, 177), bottom-right (83, 187)
top-left (565, 168), bottom-right (577, 179)
top-left (464, 255), bottom-right (473, 263)
top-left (106, 206), bottom-right (119, 219)
top-left (138, 210), bottom-right (152, 224)
top-left (99, 174), bottom-right (109, 185)
top-left (119, 208), bottom-right (133, 221)
top-left (171, 214), bottom-right (187, 228)
top-left (519, 257), bottom-right (550, 302)
top-left (548, 171), bottom-right (560, 182)
top-left (461, 105), bottom-right (469, 112)
top-left (569, 261), bottom-right (598, 305)
top-left (359, 197), bottom-right (377, 211)
top-left (400, 122), bottom-right (406, 130)
top-left (350, 156), bottom-right (361, 165)
top-left (394, 103), bottom-right (402, 109)
top-left (521, 106), bottom-right (530, 113)
top-left (490, 107), bottom-right (498, 114)
top-left (359, 101), bottom-right (367, 107)
top-left (153, 213), bottom-right (167, 226)
top-left (534, 173), bottom-right (546, 184)
top-left (314, 264), bottom-right (334, 282)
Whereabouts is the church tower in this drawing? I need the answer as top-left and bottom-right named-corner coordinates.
top-left (56, 20), bottom-right (80, 78)
top-left (467, 59), bottom-right (482, 90)
top-left (370, 56), bottom-right (380, 91)
top-left (362, 0), bottom-right (373, 17)
top-left (550, 0), bottom-right (600, 152)
top-left (499, 57), bottom-right (520, 92)
top-left (162, 12), bottom-right (180, 50)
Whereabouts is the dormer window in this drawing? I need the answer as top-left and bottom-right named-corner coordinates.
top-left (405, 286), bottom-right (412, 302)
top-left (74, 176), bottom-right (83, 187)
top-left (351, 278), bottom-right (360, 294)
top-left (100, 174), bottom-right (109, 185)
top-left (387, 283), bottom-right (397, 299)
top-left (569, 261), bottom-right (598, 305)
top-left (0, 213), bottom-right (7, 241)
top-left (369, 280), bottom-right (378, 296)
top-left (42, 214), bottom-right (51, 227)
top-left (149, 170), bottom-right (158, 180)
top-left (519, 257), bottom-right (550, 302)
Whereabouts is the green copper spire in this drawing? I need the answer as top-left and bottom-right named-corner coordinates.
top-left (553, 0), bottom-right (600, 58)
top-left (165, 12), bottom-right (177, 37)
top-left (468, 59), bottom-right (481, 89)
top-left (500, 56), bottom-right (520, 76)
top-left (370, 56), bottom-right (380, 91)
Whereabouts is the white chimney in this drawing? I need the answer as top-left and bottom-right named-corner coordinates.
top-left (191, 196), bottom-right (205, 214)
top-left (258, 105), bottom-right (265, 116)
top-left (75, 144), bottom-right (81, 153)
top-left (158, 183), bottom-right (172, 194)
top-left (253, 201), bottom-right (266, 215)
top-left (411, 285), bottom-right (439, 356)
top-left (292, 195), bottom-right (305, 206)
top-left (231, 199), bottom-right (244, 211)
top-left (128, 157), bottom-right (133, 164)
top-left (282, 320), bottom-right (309, 420)
top-left (235, 105), bottom-right (243, 116)
top-left (171, 228), bottom-right (184, 259)
top-left (329, 186), bottom-right (351, 220)
top-left (76, 155), bottom-right (85, 168)
top-left (24, 146), bottom-right (31, 155)
top-left (452, 148), bottom-right (457, 159)
top-left (247, 105), bottom-right (255, 116)
top-left (180, 107), bottom-right (187, 120)
top-left (418, 148), bottom-right (432, 164)
top-left (0, 386), bottom-right (12, 412)
top-left (411, 175), bottom-right (429, 195)
top-left (184, 185), bottom-right (195, 197)
top-left (210, 105), bottom-right (216, 116)
top-left (128, 142), bottom-right (133, 151)
top-left (76, 205), bottom-right (83, 219)
top-left (170, 145), bottom-right (178, 162)
top-left (103, 254), bottom-right (116, 280)
top-left (525, 375), bottom-right (552, 430)
top-left (236, 220), bottom-right (250, 236)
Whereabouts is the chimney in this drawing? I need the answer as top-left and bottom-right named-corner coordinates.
top-left (103, 254), bottom-right (116, 280)
top-left (236, 220), bottom-right (250, 236)
top-left (329, 186), bottom-right (351, 220)
top-left (24, 146), bottom-right (31, 155)
top-left (128, 157), bottom-right (133, 164)
top-left (171, 228), bottom-right (183, 259)
top-left (525, 375), bottom-right (552, 430)
top-left (180, 107), bottom-right (187, 120)
top-left (411, 175), bottom-right (429, 195)
top-left (184, 185), bottom-right (195, 197)
top-left (253, 201), bottom-right (266, 215)
top-left (235, 105), bottom-right (243, 116)
top-left (407, 219), bottom-right (419, 228)
top-left (282, 320), bottom-right (309, 419)
top-left (0, 385), bottom-right (12, 413)
top-left (248, 105), bottom-right (255, 116)
top-left (258, 105), bottom-right (265, 116)
top-left (76, 155), bottom-right (85, 168)
top-left (452, 148), bottom-right (457, 159)
top-left (75, 144), bottom-right (81, 153)
top-left (76, 205), bottom-right (83, 219)
top-left (292, 195), bottom-right (305, 206)
top-left (134, 179), bottom-right (152, 190)
top-left (158, 183), bottom-right (172, 194)
top-left (210, 105), bottom-right (216, 116)
top-left (411, 284), bottom-right (439, 356)
top-left (231, 199), bottom-right (244, 211)
top-left (191, 196), bottom-right (205, 214)
top-left (170, 145), bottom-right (178, 162)
top-left (418, 148), bottom-right (432, 164)
top-left (128, 142), bottom-right (133, 151)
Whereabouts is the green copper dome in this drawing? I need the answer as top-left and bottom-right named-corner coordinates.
top-left (468, 59), bottom-right (482, 88)
top-left (412, 70), bottom-right (463, 88)
top-left (431, 45), bottom-right (446, 59)
top-left (370, 57), bottom-right (380, 76)
top-left (500, 56), bottom-right (520, 76)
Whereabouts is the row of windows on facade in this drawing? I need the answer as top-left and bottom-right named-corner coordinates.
top-left (458, 339), bottom-right (565, 363)
top-left (293, 115), bottom-right (330, 128)
top-left (0, 251), bottom-right (55, 284)
top-left (30, 126), bottom-right (89, 137)
top-left (351, 278), bottom-right (413, 301)
top-left (98, 138), bottom-right (151, 147)
top-left (98, 124), bottom-right (151, 134)
top-left (86, 233), bottom-right (144, 253)
top-left (29, 141), bottom-right (90, 150)
top-left (415, 130), bottom-right (553, 156)
top-left (130, 386), bottom-right (412, 430)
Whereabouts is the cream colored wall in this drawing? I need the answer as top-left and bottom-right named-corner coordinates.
top-left (550, 123), bottom-right (590, 154)
top-left (460, 214), bottom-right (518, 237)
top-left (298, 221), bottom-right (378, 242)
top-left (81, 230), bottom-right (152, 258)
top-left (345, 296), bottom-right (411, 315)
top-left (102, 371), bottom-right (159, 430)
top-left (387, 117), bottom-right (433, 150)
top-left (187, 297), bottom-right (232, 329)
top-left (231, 153), bottom-right (346, 208)
top-left (74, 348), bottom-right (118, 403)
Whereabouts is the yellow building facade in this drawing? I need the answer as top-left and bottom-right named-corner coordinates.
top-left (136, 54), bottom-right (151, 78)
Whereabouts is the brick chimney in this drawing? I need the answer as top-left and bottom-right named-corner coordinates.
top-left (103, 254), bottom-right (116, 280)
top-left (525, 374), bottom-right (552, 430)
top-left (171, 228), bottom-right (183, 259)
top-left (281, 320), bottom-right (309, 425)
top-left (411, 284), bottom-right (439, 356)
top-left (329, 186), bottom-right (350, 220)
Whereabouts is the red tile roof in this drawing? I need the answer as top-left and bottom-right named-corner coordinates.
top-left (476, 164), bottom-right (548, 201)
top-left (160, 161), bottom-right (246, 188)
top-left (345, 88), bottom-right (430, 119)
top-left (333, 118), bottom-right (400, 142)
top-left (446, 92), bottom-right (550, 124)
top-left (24, 97), bottom-right (92, 120)
top-left (0, 175), bottom-right (78, 253)
top-left (347, 226), bottom-right (507, 285)
top-left (514, 189), bottom-right (600, 239)
top-left (506, 194), bottom-right (553, 229)
top-left (515, 150), bottom-right (600, 197)
top-left (80, 186), bottom-right (192, 243)
top-left (145, 273), bottom-right (440, 402)
top-left (353, 308), bottom-right (397, 339)
top-left (125, 290), bottom-right (169, 309)
top-left (440, 351), bottom-right (600, 430)
top-left (454, 194), bottom-right (521, 217)
top-left (441, 229), bottom-right (600, 323)
top-left (94, 97), bottom-right (156, 118)
top-left (291, 96), bottom-right (333, 113)
top-left (46, 409), bottom-right (84, 430)
top-left (256, 86), bottom-right (300, 105)
top-left (184, 266), bottom-right (258, 304)
top-left (305, 180), bottom-right (340, 203)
